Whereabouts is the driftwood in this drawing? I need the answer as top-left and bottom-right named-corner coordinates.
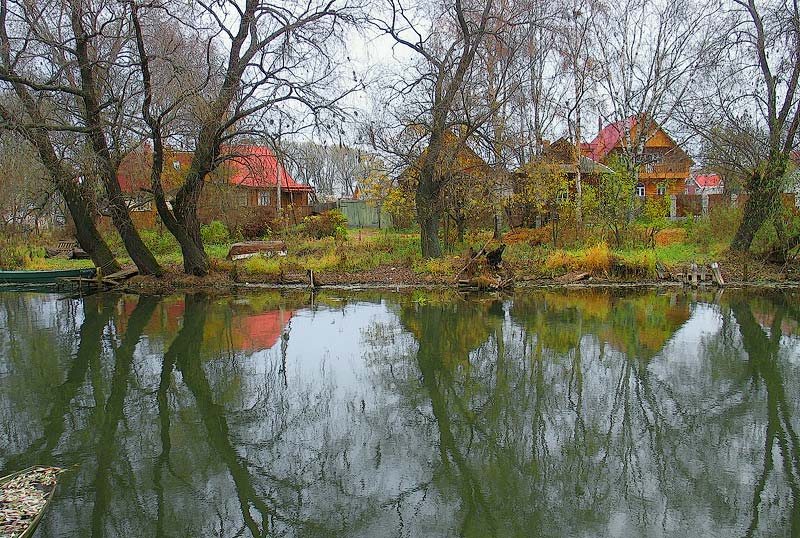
top-left (655, 259), bottom-right (667, 280)
top-left (710, 262), bottom-right (725, 286)
top-left (227, 241), bottom-right (288, 260)
top-left (557, 271), bottom-right (590, 284)
top-left (486, 244), bottom-right (506, 270)
top-left (453, 237), bottom-right (494, 282)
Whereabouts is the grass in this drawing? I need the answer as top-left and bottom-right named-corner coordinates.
top-left (0, 211), bottom-right (752, 283)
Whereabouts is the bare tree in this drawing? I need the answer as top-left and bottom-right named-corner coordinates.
top-left (594, 0), bottom-right (721, 186)
top-left (132, 0), bottom-right (358, 275)
top-left (369, 0), bottom-right (497, 258)
top-left (557, 0), bottom-right (604, 226)
top-left (0, 0), bottom-right (158, 274)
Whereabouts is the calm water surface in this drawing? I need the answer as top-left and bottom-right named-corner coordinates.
top-left (1, 288), bottom-right (798, 537)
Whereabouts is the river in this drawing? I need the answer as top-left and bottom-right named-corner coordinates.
top-left (1, 288), bottom-right (798, 537)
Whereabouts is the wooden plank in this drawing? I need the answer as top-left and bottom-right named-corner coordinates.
top-left (104, 268), bottom-right (138, 281)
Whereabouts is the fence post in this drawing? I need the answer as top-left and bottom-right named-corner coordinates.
top-left (669, 195), bottom-right (677, 219)
top-left (731, 193), bottom-right (738, 209)
top-left (701, 193), bottom-right (709, 215)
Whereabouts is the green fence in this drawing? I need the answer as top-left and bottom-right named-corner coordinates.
top-left (337, 200), bottom-right (392, 229)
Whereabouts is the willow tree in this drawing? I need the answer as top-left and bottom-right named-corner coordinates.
top-left (725, 0), bottom-right (800, 252)
top-left (130, 0), bottom-right (358, 275)
top-left (0, 0), bottom-right (159, 274)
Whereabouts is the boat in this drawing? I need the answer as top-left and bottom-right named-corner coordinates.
top-left (0, 267), bottom-right (96, 285)
top-left (0, 466), bottom-right (60, 537)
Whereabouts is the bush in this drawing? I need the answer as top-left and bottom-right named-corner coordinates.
top-left (201, 221), bottom-right (230, 245)
top-left (242, 255), bottom-right (281, 276)
top-left (303, 210), bottom-right (348, 240)
top-left (583, 242), bottom-right (613, 274)
top-left (140, 230), bottom-right (180, 256)
top-left (544, 250), bottom-right (576, 273)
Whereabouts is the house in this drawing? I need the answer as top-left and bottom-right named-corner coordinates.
top-left (538, 137), bottom-right (613, 182)
top-left (582, 117), bottom-right (693, 198)
top-left (117, 144), bottom-right (314, 230)
top-left (686, 173), bottom-right (724, 195)
top-left (507, 138), bottom-right (611, 227)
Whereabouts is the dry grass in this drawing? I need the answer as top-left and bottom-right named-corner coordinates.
top-left (242, 256), bottom-right (282, 276)
top-left (582, 242), bottom-right (613, 275)
top-left (655, 228), bottom-right (687, 246)
top-left (544, 250), bottom-right (576, 273)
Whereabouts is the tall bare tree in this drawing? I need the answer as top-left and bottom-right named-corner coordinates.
top-left (595, 0), bottom-right (720, 186)
top-left (557, 0), bottom-right (603, 226)
top-left (369, 0), bottom-right (497, 258)
top-left (0, 0), bottom-right (158, 274)
top-left (132, 0), bottom-right (358, 275)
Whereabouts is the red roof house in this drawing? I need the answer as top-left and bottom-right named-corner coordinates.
top-left (116, 144), bottom-right (314, 229)
top-left (686, 173), bottom-right (724, 195)
top-left (581, 116), bottom-right (694, 198)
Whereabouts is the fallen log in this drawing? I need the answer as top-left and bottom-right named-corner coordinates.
top-left (227, 241), bottom-right (288, 260)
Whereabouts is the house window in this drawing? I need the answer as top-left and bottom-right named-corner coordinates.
top-left (258, 190), bottom-right (271, 206)
top-left (636, 183), bottom-right (646, 197)
top-left (557, 191), bottom-right (569, 203)
top-left (657, 183), bottom-right (667, 196)
top-left (173, 160), bottom-right (181, 170)
top-left (235, 190), bottom-right (248, 207)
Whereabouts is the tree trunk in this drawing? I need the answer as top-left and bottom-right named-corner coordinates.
top-left (731, 156), bottom-right (787, 252)
top-left (60, 180), bottom-right (120, 274)
top-left (25, 122), bottom-right (120, 273)
top-left (169, 182), bottom-right (209, 276)
top-left (574, 88), bottom-right (583, 227)
top-left (416, 138), bottom-right (443, 258)
top-left (417, 195), bottom-right (442, 259)
top-left (69, 3), bottom-right (160, 276)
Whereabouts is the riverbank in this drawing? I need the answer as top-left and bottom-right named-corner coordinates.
top-left (118, 252), bottom-right (798, 295)
top-left (4, 225), bottom-right (798, 294)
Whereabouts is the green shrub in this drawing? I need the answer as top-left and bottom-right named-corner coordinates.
top-left (242, 255), bottom-right (281, 276)
top-left (140, 230), bottom-right (180, 256)
top-left (201, 220), bottom-right (230, 245)
top-left (303, 210), bottom-right (348, 240)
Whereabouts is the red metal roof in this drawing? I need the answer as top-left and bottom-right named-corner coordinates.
top-left (694, 174), bottom-right (722, 188)
top-left (222, 145), bottom-right (311, 192)
top-left (583, 117), bottom-right (636, 161)
top-left (117, 144), bottom-right (312, 193)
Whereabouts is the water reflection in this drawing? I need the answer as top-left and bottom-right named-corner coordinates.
top-left (0, 288), bottom-right (798, 537)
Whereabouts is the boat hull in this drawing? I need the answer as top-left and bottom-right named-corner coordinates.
top-left (0, 267), bottom-right (96, 284)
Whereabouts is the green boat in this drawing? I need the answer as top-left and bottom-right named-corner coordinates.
top-left (0, 466), bottom-right (60, 537)
top-left (0, 267), bottom-right (96, 285)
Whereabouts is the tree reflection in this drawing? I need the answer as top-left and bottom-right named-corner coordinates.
top-left (2, 289), bottom-right (799, 537)
top-left (731, 297), bottom-right (800, 537)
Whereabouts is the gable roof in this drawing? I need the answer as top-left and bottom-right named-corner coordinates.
top-left (582, 117), bottom-right (636, 161)
top-left (694, 173), bottom-right (723, 188)
top-left (117, 144), bottom-right (312, 193)
top-left (222, 145), bottom-right (311, 192)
